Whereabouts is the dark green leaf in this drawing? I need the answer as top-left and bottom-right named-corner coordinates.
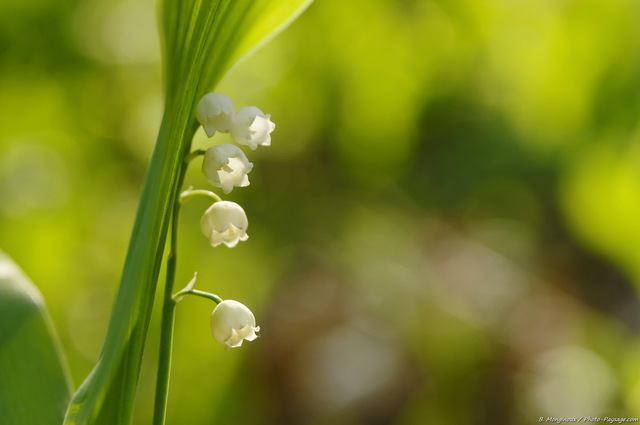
top-left (0, 250), bottom-right (72, 425)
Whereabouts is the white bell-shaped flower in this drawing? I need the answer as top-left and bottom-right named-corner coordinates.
top-left (200, 201), bottom-right (248, 248)
top-left (210, 300), bottom-right (260, 349)
top-left (196, 92), bottom-right (235, 137)
top-left (229, 106), bottom-right (276, 150)
top-left (202, 144), bottom-right (253, 194)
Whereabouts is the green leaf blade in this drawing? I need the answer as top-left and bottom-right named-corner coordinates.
top-left (0, 250), bottom-right (72, 425)
top-left (162, 0), bottom-right (314, 106)
top-left (226, 0), bottom-right (315, 74)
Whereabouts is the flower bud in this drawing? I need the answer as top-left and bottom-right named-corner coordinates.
top-left (200, 201), bottom-right (248, 248)
top-left (210, 300), bottom-right (260, 349)
top-left (229, 106), bottom-right (275, 150)
top-left (202, 144), bottom-right (253, 194)
top-left (196, 92), bottom-right (235, 137)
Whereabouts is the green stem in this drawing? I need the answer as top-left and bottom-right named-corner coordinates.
top-left (173, 289), bottom-right (223, 304)
top-left (180, 188), bottom-right (222, 203)
top-left (152, 152), bottom-right (190, 425)
top-left (184, 149), bottom-right (207, 163)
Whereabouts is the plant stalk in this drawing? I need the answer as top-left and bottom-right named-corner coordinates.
top-left (152, 154), bottom-right (190, 425)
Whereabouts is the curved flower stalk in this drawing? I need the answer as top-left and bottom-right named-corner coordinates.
top-left (202, 144), bottom-right (253, 194)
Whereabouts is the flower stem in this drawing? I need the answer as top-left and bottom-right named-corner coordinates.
top-left (184, 149), bottom-right (207, 163)
top-left (180, 188), bottom-right (222, 203)
top-left (152, 153), bottom-right (190, 425)
top-left (173, 289), bottom-right (223, 304)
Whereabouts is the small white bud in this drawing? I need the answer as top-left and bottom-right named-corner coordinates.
top-left (202, 144), bottom-right (253, 194)
top-left (229, 106), bottom-right (276, 150)
top-left (196, 93), bottom-right (235, 137)
top-left (210, 300), bottom-right (260, 349)
top-left (200, 201), bottom-right (248, 248)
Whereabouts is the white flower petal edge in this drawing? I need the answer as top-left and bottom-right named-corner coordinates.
top-left (210, 300), bottom-right (260, 349)
top-left (196, 93), bottom-right (235, 137)
top-left (202, 144), bottom-right (253, 194)
top-left (200, 201), bottom-right (248, 248)
top-left (229, 106), bottom-right (276, 150)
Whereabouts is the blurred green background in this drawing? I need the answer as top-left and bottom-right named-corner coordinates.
top-left (3, 0), bottom-right (640, 423)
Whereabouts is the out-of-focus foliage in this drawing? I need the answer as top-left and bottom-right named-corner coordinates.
top-left (2, 0), bottom-right (640, 424)
top-left (0, 250), bottom-right (72, 425)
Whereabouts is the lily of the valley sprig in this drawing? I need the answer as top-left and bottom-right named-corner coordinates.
top-left (150, 91), bottom-right (273, 425)
top-left (190, 91), bottom-right (275, 251)
top-left (173, 91), bottom-right (274, 347)
top-left (59, 1), bottom-right (313, 424)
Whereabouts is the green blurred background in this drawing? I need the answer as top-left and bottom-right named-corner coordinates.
top-left (3, 0), bottom-right (640, 423)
